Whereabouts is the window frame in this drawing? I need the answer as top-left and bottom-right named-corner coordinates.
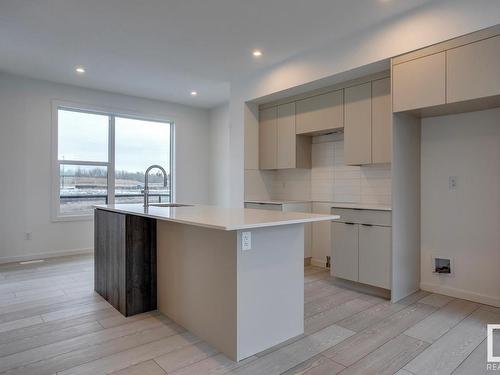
top-left (51, 100), bottom-right (175, 222)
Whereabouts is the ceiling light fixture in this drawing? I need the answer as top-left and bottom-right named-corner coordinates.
top-left (252, 50), bottom-right (263, 57)
top-left (75, 66), bottom-right (86, 74)
top-left (190, 91), bottom-right (198, 96)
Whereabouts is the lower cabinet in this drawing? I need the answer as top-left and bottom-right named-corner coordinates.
top-left (331, 208), bottom-right (391, 289)
top-left (331, 222), bottom-right (358, 282)
top-left (94, 208), bottom-right (157, 316)
top-left (358, 224), bottom-right (391, 289)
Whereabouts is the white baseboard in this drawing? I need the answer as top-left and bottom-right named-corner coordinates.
top-left (311, 258), bottom-right (327, 268)
top-left (0, 248), bottom-right (94, 265)
top-left (420, 282), bottom-right (500, 308)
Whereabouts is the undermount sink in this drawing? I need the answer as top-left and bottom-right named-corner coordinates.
top-left (148, 203), bottom-right (192, 208)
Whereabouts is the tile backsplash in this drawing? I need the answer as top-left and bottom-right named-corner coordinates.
top-left (248, 133), bottom-right (391, 205)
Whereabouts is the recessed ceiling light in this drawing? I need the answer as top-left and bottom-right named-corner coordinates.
top-left (75, 66), bottom-right (86, 74)
top-left (252, 50), bottom-right (263, 57)
top-left (190, 91), bottom-right (198, 96)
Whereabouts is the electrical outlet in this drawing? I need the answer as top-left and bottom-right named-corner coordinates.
top-left (242, 231), bottom-right (252, 251)
top-left (449, 176), bottom-right (458, 191)
top-left (25, 232), bottom-right (32, 240)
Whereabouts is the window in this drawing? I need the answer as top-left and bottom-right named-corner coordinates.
top-left (54, 105), bottom-right (173, 220)
top-left (115, 117), bottom-right (172, 204)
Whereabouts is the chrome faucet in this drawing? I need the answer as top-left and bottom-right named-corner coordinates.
top-left (143, 165), bottom-right (168, 207)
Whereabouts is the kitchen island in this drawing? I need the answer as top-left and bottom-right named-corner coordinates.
top-left (94, 204), bottom-right (339, 361)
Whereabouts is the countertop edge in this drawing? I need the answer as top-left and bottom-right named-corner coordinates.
top-left (244, 200), bottom-right (392, 211)
top-left (95, 206), bottom-right (340, 231)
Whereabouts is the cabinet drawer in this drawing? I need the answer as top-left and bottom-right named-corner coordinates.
top-left (331, 208), bottom-right (391, 226)
top-left (244, 202), bottom-right (283, 211)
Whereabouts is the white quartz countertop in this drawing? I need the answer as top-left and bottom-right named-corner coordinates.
top-left (245, 200), bottom-right (391, 211)
top-left (95, 204), bottom-right (340, 231)
top-left (244, 200), bottom-right (311, 205)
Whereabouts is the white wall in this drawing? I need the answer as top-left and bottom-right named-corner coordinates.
top-left (421, 108), bottom-right (500, 306)
top-left (0, 73), bottom-right (211, 263)
top-left (208, 103), bottom-right (230, 207)
top-left (231, 0), bottom-right (500, 207)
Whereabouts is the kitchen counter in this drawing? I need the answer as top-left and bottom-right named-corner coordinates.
top-left (244, 199), bottom-right (311, 205)
top-left (94, 203), bottom-right (338, 361)
top-left (95, 203), bottom-right (339, 231)
top-left (244, 200), bottom-right (392, 211)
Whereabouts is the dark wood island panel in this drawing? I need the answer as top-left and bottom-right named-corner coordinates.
top-left (94, 208), bottom-right (157, 316)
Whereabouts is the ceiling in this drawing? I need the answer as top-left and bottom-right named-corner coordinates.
top-left (0, 0), bottom-right (435, 108)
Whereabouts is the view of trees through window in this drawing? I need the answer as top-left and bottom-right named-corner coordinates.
top-left (57, 108), bottom-right (172, 216)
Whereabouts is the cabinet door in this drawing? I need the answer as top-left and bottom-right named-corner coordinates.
top-left (358, 224), bottom-right (391, 289)
top-left (277, 102), bottom-right (296, 169)
top-left (244, 103), bottom-right (259, 170)
top-left (311, 203), bottom-right (332, 267)
top-left (392, 52), bottom-right (446, 112)
top-left (372, 78), bottom-right (392, 164)
top-left (331, 222), bottom-right (359, 282)
top-left (283, 202), bottom-right (313, 258)
top-left (259, 107), bottom-right (277, 169)
top-left (304, 222), bottom-right (312, 258)
top-left (447, 35), bottom-right (500, 103)
top-left (344, 82), bottom-right (372, 165)
top-left (296, 90), bottom-right (343, 134)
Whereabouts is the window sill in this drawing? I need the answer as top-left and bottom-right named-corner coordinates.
top-left (52, 214), bottom-right (94, 223)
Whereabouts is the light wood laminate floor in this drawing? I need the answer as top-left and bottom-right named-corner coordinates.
top-left (0, 254), bottom-right (498, 374)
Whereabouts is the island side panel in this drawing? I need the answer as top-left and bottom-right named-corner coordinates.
top-left (237, 223), bottom-right (304, 361)
top-left (157, 221), bottom-right (238, 360)
top-left (94, 208), bottom-right (127, 314)
top-left (125, 215), bottom-right (157, 316)
top-left (95, 209), bottom-right (158, 317)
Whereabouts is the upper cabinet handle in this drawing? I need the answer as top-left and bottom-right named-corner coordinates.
top-left (361, 223), bottom-right (373, 227)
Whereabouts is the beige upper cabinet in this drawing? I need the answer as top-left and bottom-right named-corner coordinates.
top-left (276, 103), bottom-right (310, 169)
top-left (276, 103), bottom-right (296, 169)
top-left (392, 52), bottom-right (446, 112)
top-left (259, 107), bottom-right (277, 170)
top-left (244, 103), bottom-right (259, 170)
top-left (447, 35), bottom-right (500, 103)
top-left (296, 90), bottom-right (343, 135)
top-left (344, 82), bottom-right (372, 165)
top-left (259, 103), bottom-right (311, 170)
top-left (259, 75), bottom-right (390, 169)
top-left (371, 78), bottom-right (392, 164)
